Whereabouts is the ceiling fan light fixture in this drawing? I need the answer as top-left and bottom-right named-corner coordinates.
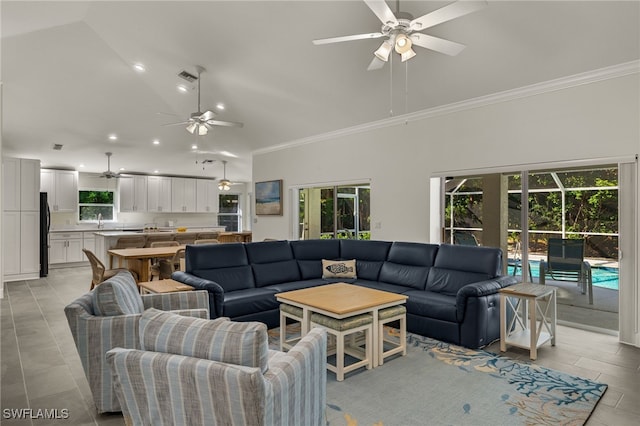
top-left (401, 48), bottom-right (417, 62)
top-left (394, 34), bottom-right (412, 54)
top-left (197, 124), bottom-right (208, 136)
top-left (374, 40), bottom-right (393, 61)
top-left (218, 179), bottom-right (231, 191)
top-left (186, 122), bottom-right (197, 134)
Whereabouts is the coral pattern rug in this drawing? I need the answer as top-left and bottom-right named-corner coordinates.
top-left (268, 327), bottom-right (607, 426)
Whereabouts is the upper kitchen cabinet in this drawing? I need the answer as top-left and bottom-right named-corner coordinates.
top-left (171, 177), bottom-right (197, 212)
top-left (41, 169), bottom-right (78, 212)
top-left (196, 179), bottom-right (219, 213)
top-left (3, 158), bottom-right (40, 211)
top-left (147, 176), bottom-right (172, 213)
top-left (119, 175), bottom-right (148, 212)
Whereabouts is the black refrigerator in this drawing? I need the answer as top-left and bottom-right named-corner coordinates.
top-left (40, 192), bottom-right (50, 277)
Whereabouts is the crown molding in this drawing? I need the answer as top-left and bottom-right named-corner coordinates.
top-left (253, 60), bottom-right (639, 156)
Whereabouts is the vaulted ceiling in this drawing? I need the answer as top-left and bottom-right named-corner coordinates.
top-left (2, 1), bottom-right (638, 182)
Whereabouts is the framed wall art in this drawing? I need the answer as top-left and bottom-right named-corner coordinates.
top-left (255, 179), bottom-right (283, 215)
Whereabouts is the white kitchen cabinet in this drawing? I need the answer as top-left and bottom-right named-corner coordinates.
top-left (41, 169), bottom-right (78, 212)
top-left (147, 176), bottom-right (172, 212)
top-left (83, 232), bottom-right (96, 254)
top-left (3, 157), bottom-right (41, 282)
top-left (49, 232), bottom-right (83, 264)
top-left (119, 175), bottom-right (148, 212)
top-left (3, 158), bottom-right (40, 211)
top-left (171, 177), bottom-right (197, 212)
top-left (196, 179), bottom-right (219, 213)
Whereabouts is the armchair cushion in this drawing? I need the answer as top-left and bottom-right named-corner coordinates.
top-left (92, 271), bottom-right (143, 316)
top-left (140, 308), bottom-right (270, 373)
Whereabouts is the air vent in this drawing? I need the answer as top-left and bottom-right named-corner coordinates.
top-left (202, 159), bottom-right (215, 164)
top-left (52, 144), bottom-right (63, 150)
top-left (178, 70), bottom-right (198, 82)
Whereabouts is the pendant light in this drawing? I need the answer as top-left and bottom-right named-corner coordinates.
top-left (218, 160), bottom-right (231, 191)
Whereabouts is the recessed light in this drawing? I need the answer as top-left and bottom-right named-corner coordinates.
top-left (153, 139), bottom-right (160, 145)
top-left (119, 168), bottom-right (125, 171)
top-left (153, 170), bottom-right (159, 174)
top-left (108, 134), bottom-right (117, 141)
top-left (79, 164), bottom-right (85, 168)
top-left (216, 103), bottom-right (225, 110)
top-left (133, 63), bottom-right (146, 72)
top-left (191, 144), bottom-right (198, 150)
top-left (177, 84), bottom-right (189, 93)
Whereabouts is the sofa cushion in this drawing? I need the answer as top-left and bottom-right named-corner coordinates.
top-left (353, 280), bottom-right (411, 295)
top-left (185, 243), bottom-right (249, 271)
top-left (340, 240), bottom-right (391, 281)
top-left (245, 240), bottom-right (294, 263)
top-left (291, 240), bottom-right (341, 279)
top-left (387, 242), bottom-right (439, 266)
top-left (93, 271), bottom-right (143, 316)
top-left (404, 290), bottom-right (458, 322)
top-left (322, 259), bottom-right (357, 279)
top-left (266, 279), bottom-right (327, 293)
top-left (379, 262), bottom-right (429, 290)
top-left (139, 308), bottom-right (269, 373)
top-left (425, 267), bottom-right (491, 296)
top-left (223, 288), bottom-right (279, 319)
top-left (193, 265), bottom-right (256, 292)
top-left (434, 244), bottom-right (502, 277)
top-left (252, 260), bottom-right (301, 287)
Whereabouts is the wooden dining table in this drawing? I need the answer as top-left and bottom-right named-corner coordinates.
top-left (108, 245), bottom-right (185, 283)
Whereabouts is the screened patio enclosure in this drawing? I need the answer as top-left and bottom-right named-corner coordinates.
top-left (443, 166), bottom-right (619, 331)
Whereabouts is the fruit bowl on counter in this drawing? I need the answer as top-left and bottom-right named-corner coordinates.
top-left (176, 227), bottom-right (187, 232)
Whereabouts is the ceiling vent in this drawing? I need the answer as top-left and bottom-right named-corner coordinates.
top-left (178, 70), bottom-right (198, 82)
top-left (52, 144), bottom-right (63, 150)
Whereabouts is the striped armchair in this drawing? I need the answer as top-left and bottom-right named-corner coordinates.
top-left (107, 309), bottom-right (327, 426)
top-left (64, 271), bottom-right (210, 413)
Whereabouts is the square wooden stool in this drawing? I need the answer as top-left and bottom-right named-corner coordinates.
top-left (279, 303), bottom-right (303, 351)
top-left (378, 305), bottom-right (407, 365)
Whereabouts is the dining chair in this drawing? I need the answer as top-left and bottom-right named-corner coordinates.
top-left (83, 249), bottom-right (138, 290)
top-left (194, 239), bottom-right (219, 245)
top-left (217, 233), bottom-right (242, 243)
top-left (149, 241), bottom-right (180, 281)
top-left (173, 233), bottom-right (196, 245)
top-left (158, 248), bottom-right (186, 279)
top-left (109, 235), bottom-right (146, 268)
top-left (196, 232), bottom-right (219, 241)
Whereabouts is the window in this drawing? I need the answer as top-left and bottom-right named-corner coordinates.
top-left (218, 194), bottom-right (241, 231)
top-left (78, 190), bottom-right (115, 221)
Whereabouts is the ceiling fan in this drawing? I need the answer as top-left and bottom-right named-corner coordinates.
top-left (99, 152), bottom-right (121, 179)
top-left (163, 66), bottom-right (243, 136)
top-left (312, 0), bottom-right (487, 70)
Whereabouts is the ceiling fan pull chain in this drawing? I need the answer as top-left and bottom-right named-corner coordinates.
top-left (405, 60), bottom-right (409, 121)
top-left (389, 53), bottom-right (394, 117)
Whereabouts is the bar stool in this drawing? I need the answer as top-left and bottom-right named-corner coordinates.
top-left (279, 304), bottom-right (303, 351)
top-left (310, 312), bottom-right (373, 381)
top-left (378, 305), bottom-right (407, 365)
top-left (173, 233), bottom-right (196, 245)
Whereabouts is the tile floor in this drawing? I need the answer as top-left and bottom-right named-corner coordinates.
top-left (1, 266), bottom-right (639, 425)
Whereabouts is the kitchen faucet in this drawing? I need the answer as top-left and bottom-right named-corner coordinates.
top-left (97, 213), bottom-right (103, 229)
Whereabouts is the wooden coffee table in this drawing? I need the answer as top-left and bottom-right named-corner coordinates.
top-left (276, 283), bottom-right (407, 367)
top-left (138, 279), bottom-right (194, 294)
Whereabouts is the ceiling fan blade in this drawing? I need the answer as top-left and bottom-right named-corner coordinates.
top-left (410, 0), bottom-right (487, 31)
top-left (313, 32), bottom-right (383, 45)
top-left (363, 0), bottom-right (399, 27)
top-left (200, 110), bottom-right (216, 121)
top-left (161, 121), bottom-right (190, 126)
top-left (367, 56), bottom-right (386, 71)
top-left (411, 33), bottom-right (466, 56)
top-left (206, 119), bottom-right (244, 128)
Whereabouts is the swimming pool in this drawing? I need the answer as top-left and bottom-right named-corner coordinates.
top-left (507, 260), bottom-right (619, 290)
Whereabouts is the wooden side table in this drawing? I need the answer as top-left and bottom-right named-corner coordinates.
top-left (499, 283), bottom-right (556, 360)
top-left (138, 279), bottom-right (194, 294)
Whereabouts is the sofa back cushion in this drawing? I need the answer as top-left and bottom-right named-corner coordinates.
top-left (245, 241), bottom-right (301, 287)
top-left (425, 244), bottom-right (502, 296)
top-left (340, 240), bottom-right (391, 281)
top-left (93, 271), bottom-right (143, 316)
top-left (139, 309), bottom-right (269, 373)
top-left (291, 239), bottom-right (341, 279)
top-left (187, 243), bottom-right (255, 291)
top-left (379, 242), bottom-right (439, 289)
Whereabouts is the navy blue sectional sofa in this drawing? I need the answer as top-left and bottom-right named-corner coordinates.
top-left (172, 239), bottom-right (518, 348)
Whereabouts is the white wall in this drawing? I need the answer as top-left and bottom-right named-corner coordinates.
top-left (252, 71), bottom-right (639, 242)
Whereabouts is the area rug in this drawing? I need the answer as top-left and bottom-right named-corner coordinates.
top-left (268, 327), bottom-right (607, 426)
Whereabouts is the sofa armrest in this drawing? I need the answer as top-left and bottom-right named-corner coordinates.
top-left (264, 328), bottom-right (327, 426)
top-left (171, 272), bottom-right (224, 318)
top-left (141, 290), bottom-right (210, 314)
top-left (455, 276), bottom-right (519, 321)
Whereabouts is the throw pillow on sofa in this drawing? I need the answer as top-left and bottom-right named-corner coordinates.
top-left (139, 308), bottom-right (270, 373)
top-left (93, 271), bottom-right (144, 316)
top-left (322, 259), bottom-right (357, 279)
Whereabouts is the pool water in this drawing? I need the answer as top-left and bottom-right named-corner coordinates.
top-left (507, 260), bottom-right (619, 290)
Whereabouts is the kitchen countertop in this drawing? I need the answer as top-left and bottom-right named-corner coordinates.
top-left (94, 228), bottom-right (225, 237)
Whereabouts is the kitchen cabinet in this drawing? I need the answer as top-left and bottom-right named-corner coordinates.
top-left (49, 232), bottom-right (83, 264)
top-left (3, 158), bottom-right (40, 211)
top-left (171, 177), bottom-right (197, 212)
top-left (196, 179), bottom-right (219, 213)
top-left (41, 169), bottom-right (78, 212)
top-left (83, 232), bottom-right (96, 254)
top-left (119, 175), bottom-right (147, 212)
top-left (3, 157), bottom-right (41, 282)
top-left (147, 176), bottom-right (172, 212)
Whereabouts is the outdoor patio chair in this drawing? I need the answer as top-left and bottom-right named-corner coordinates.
top-left (453, 232), bottom-right (479, 246)
top-left (539, 238), bottom-right (593, 304)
